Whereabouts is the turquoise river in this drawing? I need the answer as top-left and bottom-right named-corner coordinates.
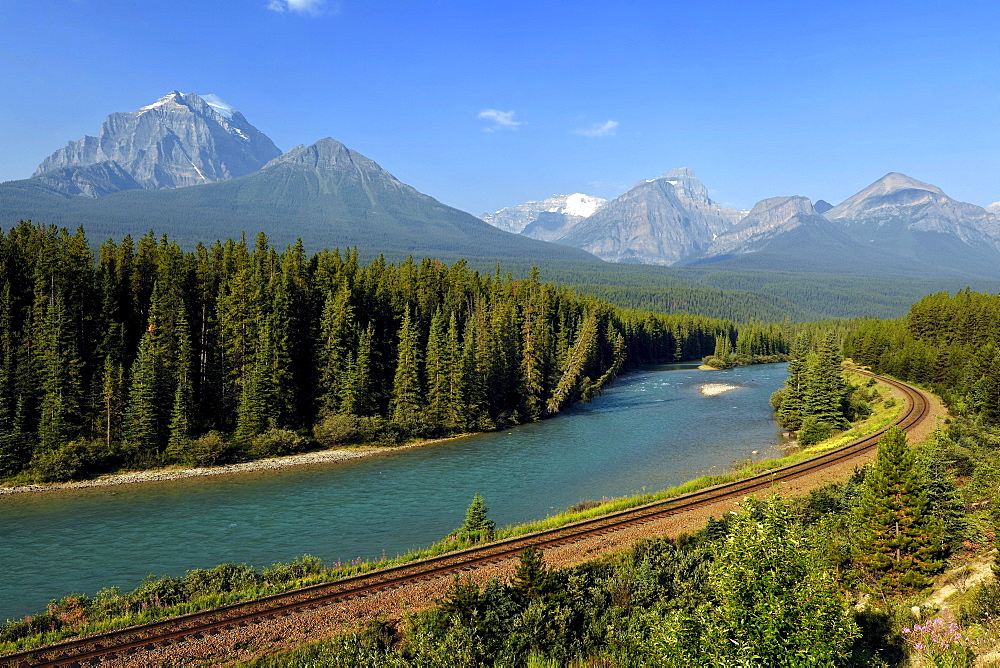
top-left (0, 362), bottom-right (787, 620)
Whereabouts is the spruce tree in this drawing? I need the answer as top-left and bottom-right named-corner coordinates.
top-left (339, 323), bottom-right (376, 417)
top-left (445, 312), bottom-right (467, 431)
top-left (852, 426), bottom-right (945, 592)
top-left (124, 329), bottom-right (164, 455)
top-left (317, 282), bottom-right (354, 415)
top-left (460, 492), bottom-right (496, 540)
top-left (519, 297), bottom-right (549, 421)
top-left (390, 311), bottom-right (423, 433)
top-left (424, 308), bottom-right (451, 431)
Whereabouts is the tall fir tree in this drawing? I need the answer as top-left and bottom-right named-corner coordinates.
top-left (852, 426), bottom-right (945, 592)
top-left (124, 329), bottom-right (165, 456)
top-left (391, 310), bottom-right (424, 433)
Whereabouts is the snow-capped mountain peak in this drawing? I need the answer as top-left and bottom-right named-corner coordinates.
top-left (563, 193), bottom-right (605, 218)
top-left (34, 90), bottom-right (281, 194)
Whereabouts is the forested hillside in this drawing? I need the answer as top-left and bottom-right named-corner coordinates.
top-left (0, 222), bottom-right (788, 483)
top-left (845, 289), bottom-right (1000, 417)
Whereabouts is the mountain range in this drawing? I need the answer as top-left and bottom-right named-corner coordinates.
top-left (0, 93), bottom-right (594, 263)
top-left (3, 91), bottom-right (999, 280)
top-left (484, 170), bottom-right (1000, 277)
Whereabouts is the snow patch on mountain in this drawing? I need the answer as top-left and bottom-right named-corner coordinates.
top-left (200, 94), bottom-right (236, 119)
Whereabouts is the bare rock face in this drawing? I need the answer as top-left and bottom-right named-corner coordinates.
top-left (482, 193), bottom-right (606, 237)
top-left (824, 172), bottom-right (1000, 250)
top-left (552, 169), bottom-right (745, 265)
top-left (33, 160), bottom-right (142, 197)
top-left (34, 92), bottom-right (282, 195)
top-left (703, 196), bottom-right (820, 256)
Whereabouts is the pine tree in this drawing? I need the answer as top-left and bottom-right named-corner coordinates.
top-left (852, 426), bottom-right (945, 593)
top-left (390, 310), bottom-right (423, 434)
top-left (124, 329), bottom-right (165, 455)
top-left (519, 296), bottom-right (549, 421)
top-left (460, 492), bottom-right (496, 541)
top-left (235, 317), bottom-right (279, 444)
top-left (36, 293), bottom-right (82, 450)
top-left (339, 323), bottom-right (376, 417)
top-left (445, 312), bottom-right (467, 431)
top-left (510, 545), bottom-right (551, 600)
top-left (99, 355), bottom-right (125, 447)
top-left (801, 334), bottom-right (848, 429)
top-left (777, 335), bottom-right (808, 430)
top-left (424, 308), bottom-right (451, 432)
top-left (317, 282), bottom-right (354, 415)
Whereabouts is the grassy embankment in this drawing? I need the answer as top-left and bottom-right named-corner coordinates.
top-left (0, 372), bottom-right (905, 655)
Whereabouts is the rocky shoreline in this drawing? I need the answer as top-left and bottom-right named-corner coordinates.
top-left (0, 436), bottom-right (469, 496)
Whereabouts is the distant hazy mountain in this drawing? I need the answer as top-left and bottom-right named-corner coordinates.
top-left (824, 172), bottom-right (1000, 250)
top-left (33, 91), bottom-right (281, 195)
top-left (1, 137), bottom-right (599, 263)
top-left (813, 199), bottom-right (834, 214)
top-left (551, 169), bottom-right (746, 265)
top-left (482, 193), bottom-right (606, 239)
top-left (987, 202), bottom-right (1000, 216)
top-left (701, 196), bottom-right (843, 256)
top-left (687, 173), bottom-right (1000, 277)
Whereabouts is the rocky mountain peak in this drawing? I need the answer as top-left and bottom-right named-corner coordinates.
top-left (658, 167), bottom-right (711, 204)
top-left (265, 138), bottom-right (402, 184)
top-left (482, 192), bottom-right (606, 235)
top-left (825, 173), bottom-right (1000, 253)
top-left (33, 91), bottom-right (282, 195)
top-left (987, 202), bottom-right (1000, 216)
top-left (824, 172), bottom-right (951, 224)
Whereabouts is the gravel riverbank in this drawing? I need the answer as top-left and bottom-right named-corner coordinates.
top-left (0, 436), bottom-right (470, 496)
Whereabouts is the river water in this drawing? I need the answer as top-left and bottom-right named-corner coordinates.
top-left (0, 363), bottom-right (786, 620)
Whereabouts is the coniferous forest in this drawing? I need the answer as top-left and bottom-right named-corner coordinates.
top-left (0, 222), bottom-right (790, 482)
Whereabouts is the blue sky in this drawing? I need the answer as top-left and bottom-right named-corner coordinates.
top-left (2, 0), bottom-right (997, 214)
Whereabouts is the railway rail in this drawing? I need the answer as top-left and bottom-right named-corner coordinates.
top-left (2, 371), bottom-right (930, 667)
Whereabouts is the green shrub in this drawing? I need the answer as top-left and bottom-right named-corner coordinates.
top-left (958, 581), bottom-right (1000, 624)
top-left (313, 414), bottom-right (358, 447)
top-left (355, 416), bottom-right (402, 445)
top-left (166, 431), bottom-right (232, 467)
top-left (31, 439), bottom-right (117, 482)
top-left (798, 417), bottom-right (835, 446)
top-left (181, 563), bottom-right (261, 598)
top-left (262, 555), bottom-right (325, 583)
top-left (248, 429), bottom-right (309, 457)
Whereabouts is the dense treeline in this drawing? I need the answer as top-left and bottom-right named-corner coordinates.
top-left (0, 221), bottom-right (789, 482)
top-left (845, 288), bottom-right (1000, 421)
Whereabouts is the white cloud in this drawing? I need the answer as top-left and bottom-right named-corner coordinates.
top-left (478, 109), bottom-right (522, 132)
top-left (267, 0), bottom-right (332, 15)
top-left (574, 120), bottom-right (619, 137)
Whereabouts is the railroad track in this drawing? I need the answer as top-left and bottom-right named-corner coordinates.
top-left (2, 371), bottom-right (930, 667)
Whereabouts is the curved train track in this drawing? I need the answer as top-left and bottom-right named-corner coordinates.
top-left (3, 371), bottom-right (931, 667)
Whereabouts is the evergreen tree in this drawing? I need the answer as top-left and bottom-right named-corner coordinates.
top-left (510, 545), bottom-right (551, 599)
top-left (98, 355), bottom-right (125, 447)
top-left (519, 296), bottom-right (549, 421)
top-left (36, 293), bottom-right (82, 450)
top-left (339, 323), bottom-right (376, 417)
top-left (317, 282), bottom-right (354, 415)
top-left (391, 311), bottom-right (423, 433)
top-left (460, 492), bottom-right (496, 541)
top-left (124, 329), bottom-right (165, 456)
top-left (852, 426), bottom-right (945, 593)
top-left (777, 335), bottom-right (808, 430)
top-left (424, 308), bottom-right (451, 431)
top-left (445, 312), bottom-right (468, 431)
